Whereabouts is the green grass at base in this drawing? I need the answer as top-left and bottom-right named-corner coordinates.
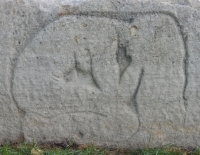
top-left (0, 143), bottom-right (200, 155)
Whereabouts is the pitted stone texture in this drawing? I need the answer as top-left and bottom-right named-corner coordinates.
top-left (128, 13), bottom-right (185, 128)
top-left (13, 13), bottom-right (185, 146)
top-left (1, 0), bottom-right (200, 149)
top-left (13, 16), bottom-right (139, 144)
top-left (0, 0), bottom-right (54, 145)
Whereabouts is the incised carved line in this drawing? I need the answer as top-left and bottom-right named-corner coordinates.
top-left (10, 11), bottom-right (188, 138)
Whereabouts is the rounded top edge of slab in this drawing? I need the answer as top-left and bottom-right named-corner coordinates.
top-left (6, 0), bottom-right (200, 12)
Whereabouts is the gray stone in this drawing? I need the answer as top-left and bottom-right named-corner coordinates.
top-left (1, 0), bottom-right (200, 148)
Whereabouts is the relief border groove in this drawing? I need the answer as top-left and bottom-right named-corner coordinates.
top-left (10, 10), bottom-right (189, 140)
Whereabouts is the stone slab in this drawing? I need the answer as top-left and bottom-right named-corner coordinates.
top-left (1, 0), bottom-right (200, 148)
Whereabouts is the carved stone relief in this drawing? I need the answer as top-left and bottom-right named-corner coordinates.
top-left (11, 12), bottom-right (186, 144)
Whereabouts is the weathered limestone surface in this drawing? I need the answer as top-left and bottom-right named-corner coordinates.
top-left (1, 0), bottom-right (200, 148)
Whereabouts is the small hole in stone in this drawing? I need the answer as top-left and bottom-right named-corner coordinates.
top-left (78, 131), bottom-right (84, 138)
